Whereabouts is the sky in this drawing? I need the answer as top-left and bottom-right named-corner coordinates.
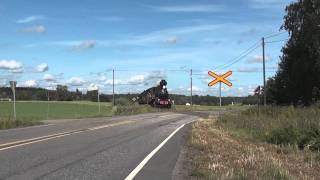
top-left (0, 0), bottom-right (293, 96)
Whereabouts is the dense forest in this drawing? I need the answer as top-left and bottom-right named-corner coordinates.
top-left (0, 86), bottom-right (258, 106)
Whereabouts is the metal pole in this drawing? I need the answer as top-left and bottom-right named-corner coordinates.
top-left (190, 69), bottom-right (193, 106)
top-left (262, 37), bottom-right (267, 107)
top-left (219, 82), bottom-right (222, 107)
top-left (98, 89), bottom-right (101, 113)
top-left (46, 90), bottom-right (50, 120)
top-left (13, 86), bottom-right (16, 121)
top-left (112, 69), bottom-right (115, 106)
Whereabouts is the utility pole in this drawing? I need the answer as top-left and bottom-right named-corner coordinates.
top-left (97, 88), bottom-right (101, 113)
top-left (46, 90), bottom-right (50, 120)
top-left (262, 37), bottom-right (267, 107)
top-left (10, 81), bottom-right (17, 121)
top-left (190, 69), bottom-right (193, 106)
top-left (219, 82), bottom-right (222, 107)
top-left (112, 69), bottom-right (115, 107)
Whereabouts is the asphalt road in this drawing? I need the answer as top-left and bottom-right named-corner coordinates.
top-left (0, 112), bottom-right (203, 180)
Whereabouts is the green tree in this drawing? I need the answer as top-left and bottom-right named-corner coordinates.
top-left (268, 0), bottom-right (320, 105)
top-left (56, 85), bottom-right (71, 101)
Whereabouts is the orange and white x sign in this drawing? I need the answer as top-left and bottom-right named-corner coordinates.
top-left (208, 71), bottom-right (233, 87)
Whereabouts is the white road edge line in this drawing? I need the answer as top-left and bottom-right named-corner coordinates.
top-left (125, 121), bottom-right (191, 180)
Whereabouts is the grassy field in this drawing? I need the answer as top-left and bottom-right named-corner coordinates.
top-left (185, 106), bottom-right (320, 179)
top-left (0, 101), bottom-right (113, 129)
top-left (0, 101), bottom-right (240, 129)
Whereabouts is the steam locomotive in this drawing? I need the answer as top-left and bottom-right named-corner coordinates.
top-left (137, 80), bottom-right (172, 108)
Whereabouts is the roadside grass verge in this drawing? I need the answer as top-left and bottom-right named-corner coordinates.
top-left (217, 106), bottom-right (320, 151)
top-left (0, 117), bottom-right (41, 129)
top-left (187, 118), bottom-right (320, 179)
top-left (112, 105), bottom-right (159, 115)
top-left (186, 106), bottom-right (320, 179)
top-left (173, 104), bottom-right (248, 112)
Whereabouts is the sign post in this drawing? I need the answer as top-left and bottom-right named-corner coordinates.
top-left (208, 71), bottom-right (233, 106)
top-left (9, 81), bottom-right (17, 121)
top-left (219, 82), bottom-right (222, 107)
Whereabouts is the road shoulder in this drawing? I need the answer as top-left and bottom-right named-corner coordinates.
top-left (133, 123), bottom-right (193, 180)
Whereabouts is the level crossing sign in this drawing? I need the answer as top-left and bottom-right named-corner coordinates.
top-left (208, 71), bottom-right (232, 87)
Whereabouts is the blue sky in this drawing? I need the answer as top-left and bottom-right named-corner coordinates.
top-left (0, 0), bottom-right (293, 96)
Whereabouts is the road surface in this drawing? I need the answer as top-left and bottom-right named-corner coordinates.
top-left (0, 112), bottom-right (206, 180)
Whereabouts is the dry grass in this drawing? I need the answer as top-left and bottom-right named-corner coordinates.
top-left (186, 118), bottom-right (320, 180)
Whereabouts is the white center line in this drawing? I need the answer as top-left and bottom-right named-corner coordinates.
top-left (0, 120), bottom-right (134, 151)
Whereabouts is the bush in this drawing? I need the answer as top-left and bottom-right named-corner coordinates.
top-left (267, 127), bottom-right (300, 146)
top-left (115, 97), bottom-right (132, 106)
top-left (113, 105), bottom-right (157, 115)
top-left (0, 118), bottom-right (41, 129)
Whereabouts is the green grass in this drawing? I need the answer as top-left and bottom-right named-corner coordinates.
top-left (187, 119), bottom-right (292, 180)
top-left (187, 109), bottom-right (320, 179)
top-left (0, 101), bottom-right (232, 129)
top-left (217, 105), bottom-right (320, 151)
top-left (0, 101), bottom-right (113, 129)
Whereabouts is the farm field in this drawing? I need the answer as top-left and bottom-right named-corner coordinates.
top-left (0, 101), bottom-right (113, 120)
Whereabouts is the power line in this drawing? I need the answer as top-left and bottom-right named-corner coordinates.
top-left (114, 69), bottom-right (189, 72)
top-left (212, 41), bottom-right (260, 71)
top-left (216, 44), bottom-right (260, 71)
top-left (192, 70), bottom-right (276, 75)
top-left (265, 31), bottom-right (287, 39)
top-left (265, 39), bottom-right (288, 44)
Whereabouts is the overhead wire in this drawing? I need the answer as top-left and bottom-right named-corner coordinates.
top-left (265, 39), bottom-right (289, 44)
top-left (265, 31), bottom-right (287, 39)
top-left (215, 44), bottom-right (261, 71)
top-left (210, 41), bottom-right (261, 72)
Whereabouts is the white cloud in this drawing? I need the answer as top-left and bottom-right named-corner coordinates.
top-left (25, 24), bottom-right (221, 48)
top-left (67, 77), bottom-right (86, 86)
top-left (152, 5), bottom-right (225, 13)
top-left (164, 36), bottom-right (178, 44)
top-left (98, 76), bottom-right (107, 81)
top-left (87, 83), bottom-right (104, 91)
top-left (10, 68), bottom-right (24, 73)
top-left (188, 86), bottom-right (202, 92)
top-left (36, 63), bottom-right (49, 72)
top-left (104, 71), bottom-right (166, 86)
top-left (21, 25), bottom-right (46, 33)
top-left (43, 74), bottom-right (56, 82)
top-left (131, 71), bottom-right (166, 85)
top-left (246, 55), bottom-right (272, 64)
top-left (16, 15), bottom-right (44, 23)
top-left (71, 40), bottom-right (96, 51)
top-left (0, 60), bottom-right (23, 70)
top-left (87, 84), bottom-right (98, 91)
top-left (21, 80), bottom-right (37, 87)
top-left (105, 79), bottom-right (125, 86)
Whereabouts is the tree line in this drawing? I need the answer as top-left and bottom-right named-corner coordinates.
top-left (0, 86), bottom-right (258, 106)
